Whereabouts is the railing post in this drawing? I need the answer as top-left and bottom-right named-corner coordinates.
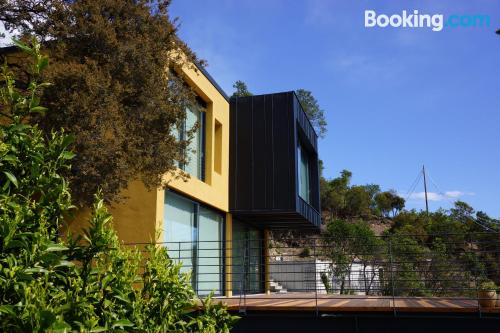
top-left (314, 237), bottom-right (318, 316)
top-left (225, 213), bottom-right (233, 297)
top-left (264, 229), bottom-right (271, 295)
top-left (470, 233), bottom-right (482, 317)
top-left (388, 237), bottom-right (396, 315)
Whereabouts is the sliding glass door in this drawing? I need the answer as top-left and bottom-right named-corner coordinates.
top-left (232, 220), bottom-right (263, 295)
top-left (164, 191), bottom-right (223, 295)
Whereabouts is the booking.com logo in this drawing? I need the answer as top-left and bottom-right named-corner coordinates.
top-left (365, 10), bottom-right (490, 32)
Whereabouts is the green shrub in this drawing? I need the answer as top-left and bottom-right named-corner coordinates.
top-left (0, 39), bottom-right (237, 333)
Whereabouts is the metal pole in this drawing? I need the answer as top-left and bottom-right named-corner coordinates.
top-left (314, 238), bottom-right (318, 316)
top-left (388, 237), bottom-right (396, 316)
top-left (423, 165), bottom-right (429, 215)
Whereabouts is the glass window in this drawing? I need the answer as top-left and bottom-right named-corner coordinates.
top-left (174, 103), bottom-right (205, 180)
top-left (298, 142), bottom-right (311, 203)
top-left (164, 192), bottom-right (195, 275)
top-left (164, 191), bottom-right (223, 295)
top-left (198, 207), bottom-right (223, 295)
top-left (184, 105), bottom-right (204, 179)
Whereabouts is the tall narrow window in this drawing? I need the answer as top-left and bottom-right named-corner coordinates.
top-left (297, 142), bottom-right (311, 203)
top-left (174, 102), bottom-right (206, 181)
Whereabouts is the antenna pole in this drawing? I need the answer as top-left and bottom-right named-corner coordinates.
top-left (423, 165), bottom-right (429, 215)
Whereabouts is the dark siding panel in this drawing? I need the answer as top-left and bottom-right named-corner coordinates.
top-left (229, 99), bottom-right (236, 210)
top-left (252, 95), bottom-right (267, 209)
top-left (272, 93), bottom-right (293, 210)
top-left (235, 97), bottom-right (253, 210)
top-left (294, 95), bottom-right (318, 153)
top-left (264, 95), bottom-right (274, 209)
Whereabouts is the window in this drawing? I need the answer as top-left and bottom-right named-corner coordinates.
top-left (297, 141), bottom-right (311, 203)
top-left (164, 191), bottom-right (223, 295)
top-left (174, 102), bottom-right (206, 180)
top-left (214, 119), bottom-right (222, 174)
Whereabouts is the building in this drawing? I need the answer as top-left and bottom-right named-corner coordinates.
top-left (65, 58), bottom-right (322, 297)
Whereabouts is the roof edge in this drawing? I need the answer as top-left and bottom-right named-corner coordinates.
top-left (194, 62), bottom-right (229, 102)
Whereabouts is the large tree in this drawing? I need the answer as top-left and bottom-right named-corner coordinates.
top-left (1, 0), bottom-right (202, 206)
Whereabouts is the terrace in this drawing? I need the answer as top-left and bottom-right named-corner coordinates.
top-left (163, 232), bottom-right (500, 331)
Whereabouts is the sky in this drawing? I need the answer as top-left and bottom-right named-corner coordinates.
top-left (170, 0), bottom-right (500, 217)
top-left (1, 1), bottom-right (498, 217)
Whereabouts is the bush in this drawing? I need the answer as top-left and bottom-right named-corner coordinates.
top-left (0, 39), bottom-right (237, 332)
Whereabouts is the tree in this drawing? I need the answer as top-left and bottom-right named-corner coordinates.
top-left (321, 169), bottom-right (352, 220)
top-left (231, 80), bottom-right (252, 97)
top-left (323, 219), bottom-right (382, 294)
top-left (375, 191), bottom-right (405, 217)
top-left (295, 89), bottom-right (327, 138)
top-left (1, 0), bottom-right (203, 206)
top-left (0, 39), bottom-right (236, 333)
top-left (345, 185), bottom-right (372, 217)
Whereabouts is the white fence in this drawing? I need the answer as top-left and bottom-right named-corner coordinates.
top-left (269, 258), bottom-right (381, 295)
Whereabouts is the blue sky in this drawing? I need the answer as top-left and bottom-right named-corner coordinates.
top-left (171, 0), bottom-right (500, 217)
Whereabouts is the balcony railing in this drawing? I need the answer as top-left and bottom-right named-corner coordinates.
top-left (126, 232), bottom-right (500, 315)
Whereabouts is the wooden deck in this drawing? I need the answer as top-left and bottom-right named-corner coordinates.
top-left (214, 293), bottom-right (500, 313)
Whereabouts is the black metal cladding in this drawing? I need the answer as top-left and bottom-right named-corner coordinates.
top-left (229, 92), bottom-right (321, 229)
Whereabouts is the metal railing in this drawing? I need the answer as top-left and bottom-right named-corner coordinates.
top-left (126, 232), bottom-right (500, 315)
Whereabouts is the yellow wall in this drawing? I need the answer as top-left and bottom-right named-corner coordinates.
top-left (67, 181), bottom-right (159, 246)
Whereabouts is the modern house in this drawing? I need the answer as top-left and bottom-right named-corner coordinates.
top-left (60, 58), bottom-right (322, 297)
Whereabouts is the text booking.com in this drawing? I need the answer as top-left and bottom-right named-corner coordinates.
top-left (365, 10), bottom-right (490, 32)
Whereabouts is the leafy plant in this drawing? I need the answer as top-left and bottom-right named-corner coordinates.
top-left (0, 38), bottom-right (237, 333)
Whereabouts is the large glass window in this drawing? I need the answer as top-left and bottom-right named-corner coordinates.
top-left (164, 191), bottom-right (223, 295)
top-left (197, 206), bottom-right (223, 295)
top-left (297, 141), bottom-right (311, 203)
top-left (174, 103), bottom-right (205, 180)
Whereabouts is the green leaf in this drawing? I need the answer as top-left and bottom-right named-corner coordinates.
top-left (111, 319), bottom-right (134, 328)
top-left (60, 135), bottom-right (75, 150)
top-left (55, 260), bottom-right (74, 268)
top-left (37, 56), bottom-right (49, 72)
top-left (25, 267), bottom-right (49, 274)
top-left (12, 39), bottom-right (33, 55)
top-left (46, 244), bottom-right (69, 252)
top-left (51, 320), bottom-right (72, 333)
top-left (60, 151), bottom-right (75, 160)
top-left (3, 171), bottom-right (18, 187)
top-left (30, 106), bottom-right (48, 114)
top-left (2, 155), bottom-right (17, 162)
top-left (0, 305), bottom-right (15, 315)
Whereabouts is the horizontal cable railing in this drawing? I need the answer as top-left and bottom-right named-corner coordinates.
top-left (123, 233), bottom-right (500, 314)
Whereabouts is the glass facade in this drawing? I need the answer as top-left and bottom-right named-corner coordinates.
top-left (232, 220), bottom-right (263, 295)
top-left (297, 142), bottom-right (311, 203)
top-left (164, 191), bottom-right (223, 295)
